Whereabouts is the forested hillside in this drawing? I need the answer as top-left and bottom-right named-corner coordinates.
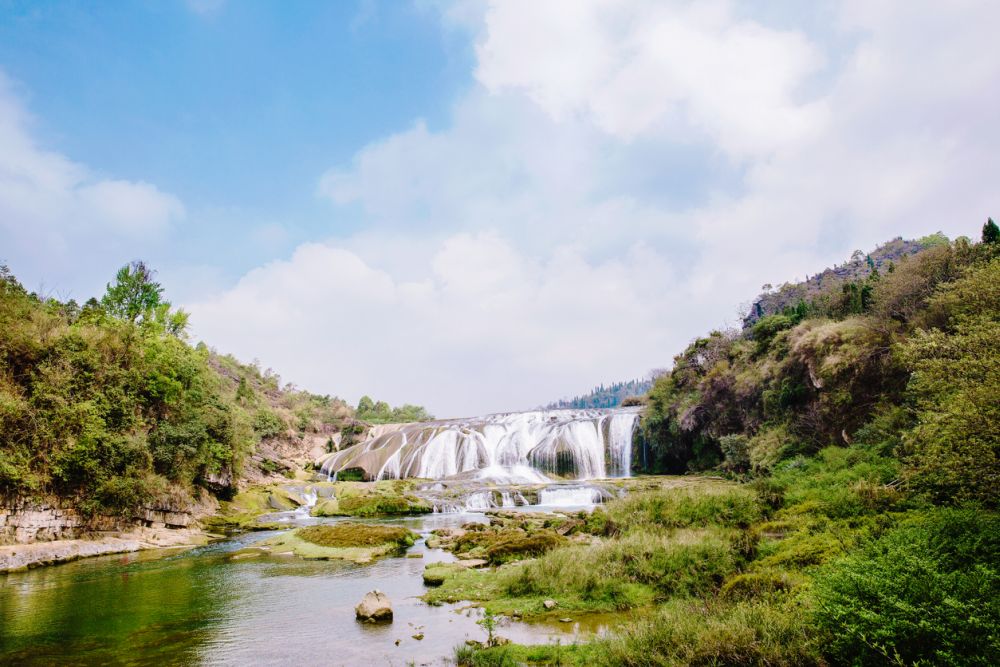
top-left (0, 263), bottom-right (353, 516)
top-left (640, 222), bottom-right (999, 503)
top-left (547, 378), bottom-right (652, 410)
top-left (610, 220), bottom-right (1000, 665)
top-left (458, 221), bottom-right (999, 667)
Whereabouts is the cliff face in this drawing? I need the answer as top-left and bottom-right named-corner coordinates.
top-left (0, 492), bottom-right (216, 545)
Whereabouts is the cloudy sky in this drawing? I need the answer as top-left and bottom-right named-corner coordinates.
top-left (1, 1), bottom-right (997, 416)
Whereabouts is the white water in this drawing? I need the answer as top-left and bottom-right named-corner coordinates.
top-left (292, 487), bottom-right (318, 519)
top-left (538, 487), bottom-right (606, 506)
top-left (317, 408), bottom-right (640, 483)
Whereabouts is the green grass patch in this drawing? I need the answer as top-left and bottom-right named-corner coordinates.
top-left (296, 522), bottom-right (415, 549)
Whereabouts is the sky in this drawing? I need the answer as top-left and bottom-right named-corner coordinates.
top-left (1, 0), bottom-right (998, 417)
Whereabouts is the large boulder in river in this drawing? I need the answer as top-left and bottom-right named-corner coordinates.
top-left (355, 590), bottom-right (393, 622)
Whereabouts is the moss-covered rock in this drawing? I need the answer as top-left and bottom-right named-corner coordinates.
top-left (297, 523), bottom-right (415, 549)
top-left (251, 522), bottom-right (417, 564)
top-left (267, 487), bottom-right (304, 511)
top-left (484, 530), bottom-right (566, 565)
top-left (310, 498), bottom-right (341, 517)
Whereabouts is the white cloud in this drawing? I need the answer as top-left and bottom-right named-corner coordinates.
top-left (188, 234), bottom-right (693, 416)
top-left (204, 0), bottom-right (1000, 415)
top-left (0, 71), bottom-right (185, 297)
top-left (474, 0), bottom-right (829, 159)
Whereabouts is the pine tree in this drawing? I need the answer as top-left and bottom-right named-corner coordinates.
top-left (983, 217), bottom-right (1000, 244)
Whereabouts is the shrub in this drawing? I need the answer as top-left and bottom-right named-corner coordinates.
top-left (813, 509), bottom-right (1000, 666)
top-left (252, 410), bottom-right (285, 439)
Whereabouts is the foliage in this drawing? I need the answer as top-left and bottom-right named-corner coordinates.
top-left (0, 263), bottom-right (347, 515)
top-left (547, 378), bottom-right (653, 410)
top-left (813, 510), bottom-right (1000, 666)
top-left (355, 395), bottom-right (433, 424)
top-left (983, 217), bottom-right (999, 244)
top-left (639, 231), bottom-right (997, 510)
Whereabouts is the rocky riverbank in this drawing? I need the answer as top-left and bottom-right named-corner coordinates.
top-left (0, 526), bottom-right (211, 573)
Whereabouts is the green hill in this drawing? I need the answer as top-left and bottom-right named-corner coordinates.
top-left (546, 378), bottom-right (652, 410)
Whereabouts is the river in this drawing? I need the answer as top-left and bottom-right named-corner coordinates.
top-left (0, 506), bottom-right (604, 666)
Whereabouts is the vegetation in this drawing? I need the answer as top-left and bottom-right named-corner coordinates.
top-left (251, 522), bottom-right (417, 563)
top-left (456, 224), bottom-right (1000, 666)
top-left (0, 262), bottom-right (350, 516)
top-left (355, 395), bottom-right (432, 424)
top-left (547, 378), bottom-right (652, 410)
top-left (296, 522), bottom-right (416, 549)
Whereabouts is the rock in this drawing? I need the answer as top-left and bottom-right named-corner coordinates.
top-left (412, 633), bottom-right (424, 640)
top-left (543, 599), bottom-right (557, 610)
top-left (309, 498), bottom-right (341, 517)
top-left (455, 558), bottom-right (488, 568)
top-left (355, 589), bottom-right (393, 622)
top-left (559, 617), bottom-right (573, 623)
top-left (465, 640), bottom-right (483, 648)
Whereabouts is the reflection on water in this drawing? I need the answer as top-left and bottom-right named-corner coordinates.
top-left (0, 512), bottom-right (609, 666)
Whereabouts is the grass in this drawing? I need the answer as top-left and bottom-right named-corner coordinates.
top-left (439, 450), bottom-right (999, 666)
top-left (605, 483), bottom-right (762, 529)
top-left (450, 527), bottom-right (568, 565)
top-left (296, 523), bottom-right (415, 548)
top-left (250, 522), bottom-right (417, 563)
top-left (454, 599), bottom-right (821, 666)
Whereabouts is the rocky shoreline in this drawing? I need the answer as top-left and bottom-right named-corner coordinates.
top-left (0, 526), bottom-right (211, 573)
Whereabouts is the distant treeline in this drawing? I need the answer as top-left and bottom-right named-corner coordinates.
top-left (547, 378), bottom-right (653, 410)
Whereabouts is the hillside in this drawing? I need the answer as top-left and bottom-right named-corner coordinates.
top-left (546, 378), bottom-right (652, 410)
top-left (640, 224), bottom-right (998, 495)
top-left (0, 262), bottom-right (433, 522)
top-left (455, 220), bottom-right (1000, 667)
top-left (742, 234), bottom-right (946, 327)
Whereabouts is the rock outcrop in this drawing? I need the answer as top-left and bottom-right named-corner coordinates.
top-left (355, 589), bottom-right (393, 622)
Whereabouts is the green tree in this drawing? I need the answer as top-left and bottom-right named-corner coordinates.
top-left (357, 395), bottom-right (375, 414)
top-left (983, 217), bottom-right (1000, 244)
top-left (101, 261), bottom-right (164, 323)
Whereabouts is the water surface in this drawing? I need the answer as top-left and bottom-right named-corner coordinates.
top-left (1, 512), bottom-right (597, 666)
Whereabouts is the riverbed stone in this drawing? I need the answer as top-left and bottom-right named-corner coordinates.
top-left (543, 599), bottom-right (557, 610)
top-left (355, 589), bottom-right (393, 622)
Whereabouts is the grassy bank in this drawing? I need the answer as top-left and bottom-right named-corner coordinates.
top-left (450, 449), bottom-right (998, 665)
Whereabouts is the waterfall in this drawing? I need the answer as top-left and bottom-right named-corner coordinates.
top-left (317, 408), bottom-right (640, 482)
top-left (293, 486), bottom-right (319, 519)
top-left (538, 486), bottom-right (606, 506)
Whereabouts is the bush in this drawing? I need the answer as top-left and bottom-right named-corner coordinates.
top-left (252, 410), bottom-right (285, 439)
top-left (813, 509), bottom-right (1000, 666)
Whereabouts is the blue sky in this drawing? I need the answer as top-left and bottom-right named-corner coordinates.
top-left (1, 1), bottom-right (997, 416)
top-left (0, 0), bottom-right (473, 287)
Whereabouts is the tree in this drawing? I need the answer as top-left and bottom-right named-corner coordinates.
top-left (101, 261), bottom-right (163, 323)
top-left (983, 217), bottom-right (999, 244)
top-left (357, 396), bottom-right (375, 414)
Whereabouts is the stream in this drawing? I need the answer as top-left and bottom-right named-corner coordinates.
top-left (0, 503), bottom-right (610, 666)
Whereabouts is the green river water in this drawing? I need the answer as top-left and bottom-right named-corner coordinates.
top-left (0, 511), bottom-right (603, 666)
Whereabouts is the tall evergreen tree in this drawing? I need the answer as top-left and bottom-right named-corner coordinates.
top-left (983, 217), bottom-right (1000, 244)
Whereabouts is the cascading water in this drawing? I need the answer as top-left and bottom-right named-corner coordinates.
top-left (317, 408), bottom-right (641, 483)
top-left (538, 486), bottom-right (607, 506)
